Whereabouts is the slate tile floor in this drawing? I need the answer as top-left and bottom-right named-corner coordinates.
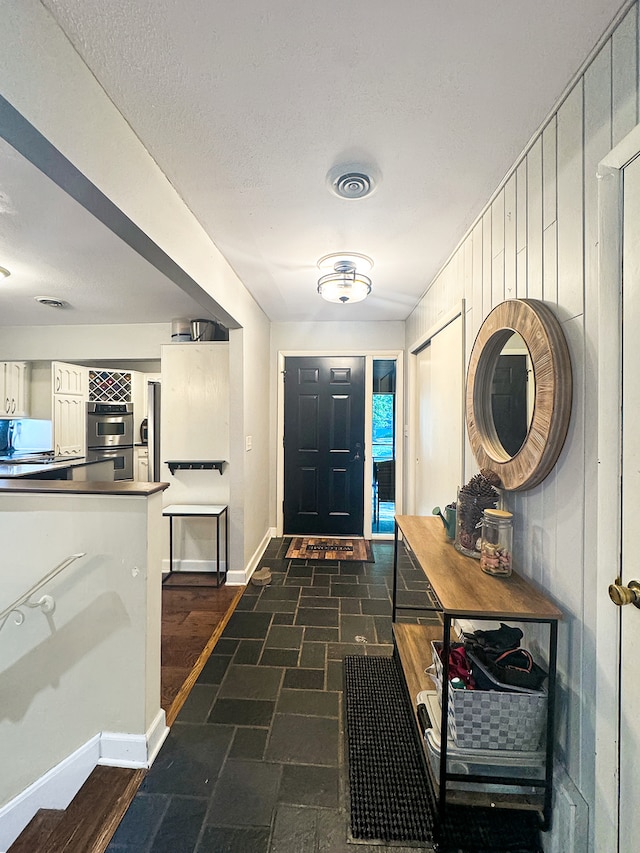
top-left (107, 538), bottom-right (438, 853)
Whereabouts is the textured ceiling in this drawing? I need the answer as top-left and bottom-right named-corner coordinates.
top-left (0, 140), bottom-right (220, 326)
top-left (6, 1), bottom-right (627, 325)
top-left (0, 136), bottom-right (219, 326)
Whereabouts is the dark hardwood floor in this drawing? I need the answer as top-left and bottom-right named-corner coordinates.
top-left (160, 580), bottom-right (242, 724)
top-left (9, 580), bottom-right (243, 853)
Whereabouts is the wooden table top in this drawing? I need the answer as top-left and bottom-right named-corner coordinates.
top-left (396, 515), bottom-right (562, 621)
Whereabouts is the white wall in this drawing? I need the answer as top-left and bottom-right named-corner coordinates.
top-left (271, 321), bottom-right (406, 353)
top-left (1, 0), bottom-right (272, 579)
top-left (405, 5), bottom-right (636, 850)
top-left (0, 324), bottom-right (170, 362)
top-left (0, 489), bottom-right (165, 848)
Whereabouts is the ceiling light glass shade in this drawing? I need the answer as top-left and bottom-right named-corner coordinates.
top-left (0, 266), bottom-right (10, 278)
top-left (317, 260), bottom-right (372, 304)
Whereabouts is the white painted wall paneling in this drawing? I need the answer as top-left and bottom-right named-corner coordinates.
top-left (504, 175), bottom-right (517, 299)
top-left (557, 82), bottom-right (585, 319)
top-left (612, 3), bottom-right (638, 147)
top-left (491, 189), bottom-right (505, 307)
top-left (526, 137), bottom-right (544, 300)
top-left (516, 160), bottom-right (528, 298)
top-left (404, 6), bottom-right (640, 850)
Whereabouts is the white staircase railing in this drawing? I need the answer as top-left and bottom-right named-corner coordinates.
top-left (0, 552), bottom-right (86, 634)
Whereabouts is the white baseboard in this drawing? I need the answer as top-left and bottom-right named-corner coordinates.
top-left (162, 557), bottom-right (227, 574)
top-left (160, 527), bottom-right (276, 585)
top-left (542, 765), bottom-right (589, 853)
top-left (146, 709), bottom-right (170, 766)
top-left (0, 735), bottom-right (100, 852)
top-left (0, 713), bottom-right (169, 852)
top-left (99, 709), bottom-right (168, 769)
top-left (227, 527), bottom-right (276, 585)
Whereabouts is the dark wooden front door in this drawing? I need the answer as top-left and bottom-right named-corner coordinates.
top-left (283, 356), bottom-right (365, 535)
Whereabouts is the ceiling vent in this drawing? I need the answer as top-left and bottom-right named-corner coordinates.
top-left (35, 296), bottom-right (67, 309)
top-left (327, 166), bottom-right (378, 200)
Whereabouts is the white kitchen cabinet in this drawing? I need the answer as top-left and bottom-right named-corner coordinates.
top-left (53, 361), bottom-right (86, 396)
top-left (161, 344), bottom-right (229, 462)
top-left (135, 446), bottom-right (149, 481)
top-left (53, 394), bottom-right (86, 457)
top-left (0, 361), bottom-right (31, 418)
top-left (51, 362), bottom-right (88, 457)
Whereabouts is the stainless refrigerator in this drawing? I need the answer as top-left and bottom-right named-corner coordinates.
top-left (147, 381), bottom-right (162, 482)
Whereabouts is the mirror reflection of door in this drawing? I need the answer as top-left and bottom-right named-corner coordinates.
top-left (283, 356), bottom-right (365, 535)
top-left (491, 333), bottom-right (531, 457)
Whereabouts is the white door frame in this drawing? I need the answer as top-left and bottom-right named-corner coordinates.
top-left (275, 349), bottom-right (404, 538)
top-left (405, 302), bottom-right (466, 515)
top-left (594, 123), bottom-right (640, 851)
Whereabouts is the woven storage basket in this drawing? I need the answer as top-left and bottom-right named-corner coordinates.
top-left (431, 642), bottom-right (546, 751)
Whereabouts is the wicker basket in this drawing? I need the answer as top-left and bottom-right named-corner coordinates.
top-left (431, 642), bottom-right (547, 751)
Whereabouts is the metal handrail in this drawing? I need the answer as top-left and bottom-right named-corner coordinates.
top-left (0, 552), bottom-right (86, 633)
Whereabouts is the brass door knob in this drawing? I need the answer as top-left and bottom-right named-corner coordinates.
top-left (609, 579), bottom-right (640, 608)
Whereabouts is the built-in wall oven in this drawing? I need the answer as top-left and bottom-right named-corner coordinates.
top-left (86, 402), bottom-right (134, 480)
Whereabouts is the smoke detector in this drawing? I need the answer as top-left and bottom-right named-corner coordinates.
top-left (327, 165), bottom-right (378, 200)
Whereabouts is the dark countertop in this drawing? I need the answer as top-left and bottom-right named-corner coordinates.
top-left (0, 479), bottom-right (169, 495)
top-left (0, 457), bottom-right (105, 479)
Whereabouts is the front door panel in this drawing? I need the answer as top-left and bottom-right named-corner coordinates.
top-left (284, 356), bottom-right (365, 535)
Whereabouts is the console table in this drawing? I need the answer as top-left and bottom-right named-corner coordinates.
top-left (163, 504), bottom-right (228, 587)
top-left (392, 515), bottom-right (562, 830)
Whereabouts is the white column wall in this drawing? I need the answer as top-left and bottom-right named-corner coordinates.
top-left (0, 490), bottom-right (165, 847)
top-left (405, 5), bottom-right (637, 851)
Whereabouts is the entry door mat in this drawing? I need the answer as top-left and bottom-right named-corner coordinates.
top-left (285, 537), bottom-right (374, 561)
top-left (343, 655), bottom-right (543, 852)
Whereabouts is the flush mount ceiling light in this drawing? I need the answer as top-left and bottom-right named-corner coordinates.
top-left (0, 266), bottom-right (10, 278)
top-left (34, 296), bottom-right (68, 309)
top-left (317, 252), bottom-right (373, 304)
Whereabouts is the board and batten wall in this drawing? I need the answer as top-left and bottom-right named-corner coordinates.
top-left (406, 5), bottom-right (638, 852)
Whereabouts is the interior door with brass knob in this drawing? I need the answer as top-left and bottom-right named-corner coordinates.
top-left (609, 579), bottom-right (640, 609)
top-left (618, 151), bottom-right (640, 853)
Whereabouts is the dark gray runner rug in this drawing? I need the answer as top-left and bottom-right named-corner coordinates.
top-left (343, 655), bottom-right (543, 852)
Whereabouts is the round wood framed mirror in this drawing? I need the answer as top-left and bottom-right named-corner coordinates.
top-left (466, 298), bottom-right (572, 491)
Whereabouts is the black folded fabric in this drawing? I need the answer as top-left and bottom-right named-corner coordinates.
top-left (486, 653), bottom-right (547, 691)
top-left (467, 642), bottom-right (547, 691)
top-left (463, 624), bottom-right (547, 691)
top-left (463, 622), bottom-right (523, 653)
